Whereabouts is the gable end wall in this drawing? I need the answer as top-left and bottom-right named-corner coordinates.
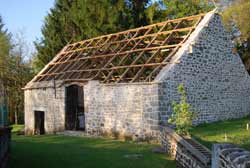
top-left (24, 81), bottom-right (65, 134)
top-left (156, 12), bottom-right (250, 124)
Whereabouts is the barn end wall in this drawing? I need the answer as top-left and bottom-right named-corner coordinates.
top-left (84, 81), bottom-right (161, 139)
top-left (24, 81), bottom-right (65, 135)
top-left (156, 11), bottom-right (250, 124)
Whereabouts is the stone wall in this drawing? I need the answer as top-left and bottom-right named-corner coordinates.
top-left (160, 126), bottom-right (211, 168)
top-left (84, 81), bottom-right (160, 139)
top-left (156, 10), bottom-right (250, 124)
top-left (212, 144), bottom-right (250, 168)
top-left (25, 80), bottom-right (161, 139)
top-left (24, 11), bottom-right (250, 138)
top-left (24, 81), bottom-right (65, 134)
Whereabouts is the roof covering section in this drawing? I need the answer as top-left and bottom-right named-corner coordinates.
top-left (33, 13), bottom-right (206, 84)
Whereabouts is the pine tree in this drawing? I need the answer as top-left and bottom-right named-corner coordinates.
top-left (34, 0), bottom-right (129, 71)
top-left (161, 0), bottom-right (213, 19)
top-left (126, 0), bottom-right (150, 27)
top-left (0, 16), bottom-right (12, 83)
top-left (33, 0), bottom-right (212, 71)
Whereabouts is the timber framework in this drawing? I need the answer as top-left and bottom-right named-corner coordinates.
top-left (32, 14), bottom-right (205, 83)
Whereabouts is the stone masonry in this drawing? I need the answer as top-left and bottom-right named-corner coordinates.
top-left (24, 81), bottom-right (65, 134)
top-left (84, 81), bottom-right (160, 139)
top-left (156, 10), bottom-right (250, 125)
top-left (212, 144), bottom-right (250, 168)
top-left (24, 10), bottom-right (250, 138)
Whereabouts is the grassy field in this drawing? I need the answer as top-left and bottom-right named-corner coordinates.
top-left (191, 117), bottom-right (250, 150)
top-left (10, 117), bottom-right (250, 167)
top-left (10, 126), bottom-right (175, 168)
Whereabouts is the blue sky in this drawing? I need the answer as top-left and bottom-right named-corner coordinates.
top-left (0, 0), bottom-right (160, 52)
top-left (0, 0), bottom-right (54, 49)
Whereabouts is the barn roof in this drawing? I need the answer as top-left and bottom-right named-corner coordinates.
top-left (29, 13), bottom-right (207, 85)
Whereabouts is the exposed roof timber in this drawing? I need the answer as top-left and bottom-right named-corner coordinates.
top-left (32, 13), bottom-right (206, 83)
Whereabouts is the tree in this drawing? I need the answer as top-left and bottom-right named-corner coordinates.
top-left (222, 0), bottom-right (250, 72)
top-left (7, 31), bottom-right (34, 124)
top-left (33, 0), bottom-right (161, 71)
top-left (34, 0), bottom-right (129, 71)
top-left (126, 0), bottom-right (150, 27)
top-left (0, 16), bottom-right (33, 124)
top-left (33, 0), bottom-right (213, 72)
top-left (0, 16), bottom-right (11, 126)
top-left (0, 16), bottom-right (12, 83)
top-left (168, 83), bottom-right (196, 136)
top-left (161, 0), bottom-right (213, 19)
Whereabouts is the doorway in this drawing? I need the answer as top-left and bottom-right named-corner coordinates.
top-left (65, 85), bottom-right (85, 131)
top-left (34, 111), bottom-right (45, 135)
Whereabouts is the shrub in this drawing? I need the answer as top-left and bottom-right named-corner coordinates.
top-left (168, 83), bottom-right (196, 136)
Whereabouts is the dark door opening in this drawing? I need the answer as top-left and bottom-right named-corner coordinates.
top-left (65, 85), bottom-right (85, 131)
top-left (34, 111), bottom-right (45, 135)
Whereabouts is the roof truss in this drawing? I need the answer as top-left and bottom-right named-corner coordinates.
top-left (33, 13), bottom-right (205, 83)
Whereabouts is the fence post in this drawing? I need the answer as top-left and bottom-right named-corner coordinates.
top-left (212, 144), bottom-right (221, 168)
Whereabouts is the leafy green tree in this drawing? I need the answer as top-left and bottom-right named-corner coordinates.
top-left (0, 16), bottom-right (33, 124)
top-left (0, 16), bottom-right (11, 126)
top-left (0, 16), bottom-right (12, 83)
top-left (161, 0), bottom-right (213, 19)
top-left (222, 0), bottom-right (250, 73)
top-left (168, 83), bottom-right (196, 136)
top-left (8, 32), bottom-right (34, 124)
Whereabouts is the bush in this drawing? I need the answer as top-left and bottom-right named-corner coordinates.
top-left (168, 83), bottom-right (196, 136)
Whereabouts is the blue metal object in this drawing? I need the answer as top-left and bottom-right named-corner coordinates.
top-left (0, 84), bottom-right (8, 127)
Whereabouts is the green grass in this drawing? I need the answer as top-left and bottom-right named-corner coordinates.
top-left (10, 126), bottom-right (175, 168)
top-left (191, 117), bottom-right (250, 150)
top-left (11, 124), bottom-right (24, 133)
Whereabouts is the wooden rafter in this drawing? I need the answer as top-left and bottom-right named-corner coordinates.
top-left (33, 13), bottom-right (206, 83)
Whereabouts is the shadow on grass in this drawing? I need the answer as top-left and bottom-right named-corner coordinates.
top-left (10, 135), bottom-right (176, 168)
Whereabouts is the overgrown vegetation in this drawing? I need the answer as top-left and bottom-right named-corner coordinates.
top-left (191, 117), bottom-right (250, 150)
top-left (168, 83), bottom-right (196, 136)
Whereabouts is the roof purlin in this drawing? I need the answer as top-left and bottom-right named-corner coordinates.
top-left (29, 13), bottom-right (206, 85)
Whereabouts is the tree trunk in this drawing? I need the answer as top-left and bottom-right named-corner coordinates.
top-left (14, 109), bottom-right (18, 125)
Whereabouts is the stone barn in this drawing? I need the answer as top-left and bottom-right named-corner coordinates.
top-left (24, 9), bottom-right (250, 138)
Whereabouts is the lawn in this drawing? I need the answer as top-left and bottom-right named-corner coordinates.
top-left (191, 117), bottom-right (250, 150)
top-left (9, 126), bottom-right (175, 168)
